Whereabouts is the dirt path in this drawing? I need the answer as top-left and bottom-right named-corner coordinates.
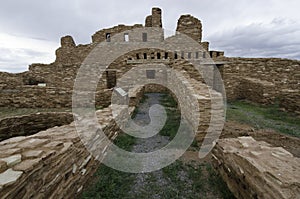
top-left (125, 93), bottom-right (231, 199)
top-left (79, 93), bottom-right (234, 199)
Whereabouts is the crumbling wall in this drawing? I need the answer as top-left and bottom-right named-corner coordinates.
top-left (55, 35), bottom-right (93, 65)
top-left (92, 24), bottom-right (143, 43)
top-left (176, 15), bottom-right (202, 43)
top-left (0, 85), bottom-right (146, 198)
top-left (0, 72), bottom-right (26, 89)
top-left (212, 136), bottom-right (300, 199)
top-left (279, 89), bottom-right (300, 115)
top-left (219, 57), bottom-right (300, 112)
top-left (236, 77), bottom-right (276, 104)
top-left (0, 112), bottom-right (73, 141)
top-left (145, 7), bottom-right (162, 28)
top-left (0, 86), bottom-right (112, 108)
top-left (0, 108), bottom-right (118, 199)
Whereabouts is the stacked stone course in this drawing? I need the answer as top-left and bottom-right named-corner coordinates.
top-left (212, 136), bottom-right (300, 199)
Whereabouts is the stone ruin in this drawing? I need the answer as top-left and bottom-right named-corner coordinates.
top-left (0, 7), bottom-right (299, 198)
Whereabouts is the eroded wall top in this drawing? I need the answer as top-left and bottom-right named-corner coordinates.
top-left (176, 15), bottom-right (202, 43)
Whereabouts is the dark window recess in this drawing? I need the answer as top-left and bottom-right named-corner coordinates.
top-left (142, 33), bottom-right (147, 42)
top-left (136, 54), bottom-right (140, 59)
top-left (146, 70), bottom-right (155, 79)
top-left (26, 78), bottom-right (45, 86)
top-left (203, 52), bottom-right (206, 58)
top-left (106, 71), bottom-right (116, 89)
top-left (165, 52), bottom-right (168, 59)
top-left (144, 53), bottom-right (147, 59)
top-left (157, 52), bottom-right (161, 59)
top-left (174, 52), bottom-right (178, 59)
top-left (195, 52), bottom-right (199, 59)
top-left (106, 33), bottom-right (111, 42)
top-left (181, 52), bottom-right (185, 59)
top-left (151, 52), bottom-right (155, 59)
top-left (128, 57), bottom-right (132, 60)
top-left (124, 33), bottom-right (129, 42)
top-left (188, 52), bottom-right (192, 59)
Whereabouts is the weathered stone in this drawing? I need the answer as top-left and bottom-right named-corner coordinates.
top-left (22, 150), bottom-right (43, 159)
top-left (0, 148), bottom-right (22, 158)
top-left (212, 137), bottom-right (300, 199)
top-left (18, 138), bottom-right (49, 149)
top-left (61, 35), bottom-right (76, 48)
top-left (0, 169), bottom-right (23, 187)
top-left (1, 154), bottom-right (22, 167)
top-left (13, 158), bottom-right (41, 172)
top-left (0, 160), bottom-right (7, 173)
top-left (176, 14), bottom-right (202, 42)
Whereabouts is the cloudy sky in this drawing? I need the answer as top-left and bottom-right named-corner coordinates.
top-left (0, 0), bottom-right (299, 73)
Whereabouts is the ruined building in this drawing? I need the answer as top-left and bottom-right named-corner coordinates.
top-left (0, 7), bottom-right (299, 199)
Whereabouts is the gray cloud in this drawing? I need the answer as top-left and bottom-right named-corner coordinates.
top-left (208, 18), bottom-right (300, 59)
top-left (0, 47), bottom-right (53, 73)
top-left (0, 0), bottom-right (299, 72)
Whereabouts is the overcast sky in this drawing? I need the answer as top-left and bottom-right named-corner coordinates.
top-left (0, 0), bottom-right (299, 73)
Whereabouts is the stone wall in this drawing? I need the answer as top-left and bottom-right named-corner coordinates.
top-left (0, 7), bottom-right (298, 115)
top-left (220, 57), bottom-right (300, 102)
top-left (0, 85), bottom-right (145, 198)
top-left (212, 136), bottom-right (300, 199)
top-left (236, 77), bottom-right (276, 104)
top-left (0, 86), bottom-right (112, 108)
top-left (92, 24), bottom-right (143, 43)
top-left (0, 112), bottom-right (73, 141)
top-left (176, 15), bottom-right (202, 43)
top-left (279, 89), bottom-right (300, 115)
top-left (0, 108), bottom-right (118, 198)
top-left (0, 72), bottom-right (26, 89)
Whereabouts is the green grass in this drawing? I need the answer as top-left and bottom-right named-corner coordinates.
top-left (158, 93), bottom-right (181, 139)
top-left (206, 164), bottom-right (236, 199)
top-left (113, 133), bottom-right (136, 151)
top-left (227, 100), bottom-right (300, 137)
top-left (80, 133), bottom-right (136, 199)
top-left (80, 164), bottom-right (135, 199)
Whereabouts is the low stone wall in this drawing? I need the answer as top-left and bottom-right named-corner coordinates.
top-left (236, 77), bottom-right (276, 104)
top-left (0, 85), bottom-right (144, 198)
top-left (0, 107), bottom-right (119, 199)
top-left (279, 89), bottom-right (300, 115)
top-left (212, 136), bottom-right (300, 199)
top-left (220, 57), bottom-right (299, 98)
top-left (0, 112), bottom-right (73, 141)
top-left (0, 86), bottom-right (112, 108)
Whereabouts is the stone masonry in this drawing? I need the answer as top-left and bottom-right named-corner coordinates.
top-left (0, 7), bottom-right (299, 199)
top-left (212, 136), bottom-right (300, 199)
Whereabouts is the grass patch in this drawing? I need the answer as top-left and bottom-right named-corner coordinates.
top-left (80, 133), bottom-right (136, 199)
top-left (158, 93), bottom-right (181, 139)
top-left (80, 164), bottom-right (135, 199)
top-left (114, 133), bottom-right (136, 151)
top-left (206, 164), bottom-right (236, 199)
top-left (227, 100), bottom-right (300, 137)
